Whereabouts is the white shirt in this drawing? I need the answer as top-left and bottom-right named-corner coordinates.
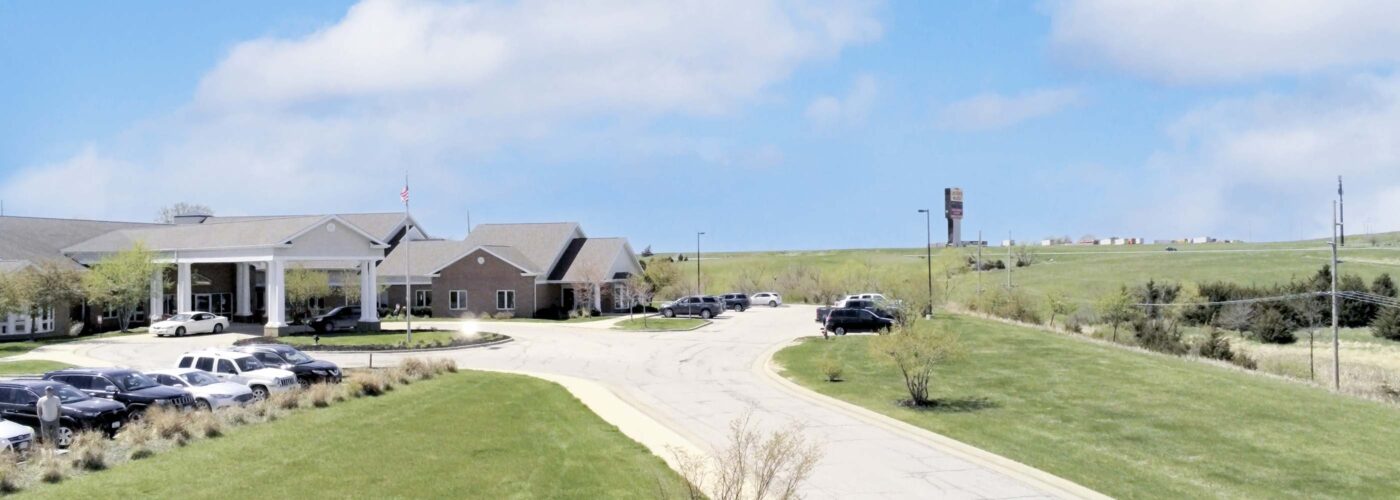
top-left (36, 394), bottom-right (61, 421)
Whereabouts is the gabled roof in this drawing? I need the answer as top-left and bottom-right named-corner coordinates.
top-left (462, 222), bottom-right (580, 274)
top-left (203, 212), bottom-right (419, 241)
top-left (548, 238), bottom-right (635, 282)
top-left (62, 215), bottom-right (384, 254)
top-left (0, 260), bottom-right (33, 274)
top-left (0, 216), bottom-right (163, 270)
top-left (376, 240), bottom-right (537, 279)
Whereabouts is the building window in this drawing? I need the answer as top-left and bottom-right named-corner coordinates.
top-left (415, 289), bottom-right (432, 308)
top-left (613, 283), bottom-right (631, 310)
top-left (496, 290), bottom-right (516, 310)
top-left (449, 290), bottom-right (468, 310)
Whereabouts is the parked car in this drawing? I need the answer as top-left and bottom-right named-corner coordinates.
top-left (0, 418), bottom-right (33, 453)
top-left (821, 308), bottom-right (894, 335)
top-left (44, 368), bottom-right (195, 416)
top-left (1165, 247), bottom-right (1178, 252)
top-left (151, 312), bottom-right (229, 337)
top-left (232, 344), bottom-right (343, 385)
top-left (842, 293), bottom-right (887, 303)
top-left (660, 296), bottom-right (725, 319)
top-left (817, 299), bottom-right (900, 323)
top-left (720, 293), bottom-right (751, 312)
top-left (310, 306), bottom-right (361, 333)
top-left (176, 350), bottom-right (298, 400)
top-left (0, 379), bottom-right (127, 446)
top-left (751, 292), bottom-right (782, 307)
top-left (147, 368), bottom-right (256, 410)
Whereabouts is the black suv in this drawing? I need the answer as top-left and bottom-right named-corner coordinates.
top-left (0, 379), bottom-right (127, 446)
top-left (822, 308), bottom-right (894, 335)
top-left (234, 344), bottom-right (343, 385)
top-left (661, 296), bottom-right (725, 319)
top-left (720, 293), bottom-right (751, 312)
top-left (310, 306), bottom-right (361, 332)
top-left (45, 368), bottom-right (195, 416)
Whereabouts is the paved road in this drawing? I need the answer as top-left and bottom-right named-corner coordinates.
top-left (30, 306), bottom-right (1092, 499)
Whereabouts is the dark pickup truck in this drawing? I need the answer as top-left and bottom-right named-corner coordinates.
top-left (820, 308), bottom-right (894, 335)
top-left (816, 299), bottom-right (900, 323)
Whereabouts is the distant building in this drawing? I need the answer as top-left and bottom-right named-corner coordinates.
top-left (1040, 239), bottom-right (1054, 246)
top-left (1001, 239), bottom-right (1016, 247)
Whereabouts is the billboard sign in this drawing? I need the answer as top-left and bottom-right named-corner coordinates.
top-left (945, 188), bottom-right (964, 220)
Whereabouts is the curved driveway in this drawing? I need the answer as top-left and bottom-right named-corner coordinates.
top-left (28, 306), bottom-right (1096, 499)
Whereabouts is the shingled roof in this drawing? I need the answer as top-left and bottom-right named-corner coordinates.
top-left (0, 216), bottom-right (163, 270)
top-left (203, 213), bottom-right (414, 241)
top-left (461, 223), bottom-right (580, 274)
top-left (376, 240), bottom-right (537, 280)
top-left (547, 238), bottom-right (632, 282)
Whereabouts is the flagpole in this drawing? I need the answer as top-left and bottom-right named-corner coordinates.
top-left (404, 173), bottom-right (412, 344)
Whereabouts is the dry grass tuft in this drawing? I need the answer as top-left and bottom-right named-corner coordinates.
top-left (38, 455), bottom-right (66, 484)
top-left (145, 406), bottom-right (193, 445)
top-left (0, 452), bottom-right (19, 493)
top-left (68, 430), bottom-right (110, 471)
top-left (304, 383), bottom-right (337, 408)
top-left (270, 389), bottom-right (302, 410)
top-left (432, 357), bottom-right (458, 374)
top-left (401, 357), bottom-right (435, 380)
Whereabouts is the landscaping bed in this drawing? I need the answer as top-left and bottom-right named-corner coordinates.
top-left (13, 362), bottom-right (686, 498)
top-left (612, 318), bottom-right (707, 332)
top-left (235, 331), bottom-right (508, 351)
top-left (773, 314), bottom-right (1400, 499)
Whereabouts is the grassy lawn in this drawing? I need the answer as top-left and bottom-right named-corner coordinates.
top-left (0, 360), bottom-right (74, 375)
top-left (278, 330), bottom-right (467, 347)
top-left (0, 328), bottom-right (149, 359)
top-left (774, 314), bottom-right (1400, 499)
top-left (19, 371), bottom-right (686, 499)
top-left (613, 318), bottom-right (707, 331)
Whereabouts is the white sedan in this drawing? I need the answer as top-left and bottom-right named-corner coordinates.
top-left (147, 368), bottom-right (255, 410)
top-left (151, 312), bottom-right (229, 337)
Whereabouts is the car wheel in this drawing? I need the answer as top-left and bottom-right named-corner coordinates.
top-left (314, 322), bottom-right (327, 333)
top-left (213, 323), bottom-right (224, 334)
top-left (195, 399), bottom-right (213, 411)
top-left (835, 326), bottom-right (846, 336)
top-left (298, 377), bottom-right (312, 389)
top-left (701, 309), bottom-right (712, 319)
top-left (738, 304), bottom-right (747, 312)
top-left (769, 300), bottom-right (778, 307)
top-left (56, 426), bottom-right (75, 448)
top-left (252, 386), bottom-right (270, 401)
top-left (663, 309), bottom-right (676, 318)
top-left (175, 327), bottom-right (186, 337)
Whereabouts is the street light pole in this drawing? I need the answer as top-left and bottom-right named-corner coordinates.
top-left (918, 209), bottom-right (932, 318)
top-left (696, 232), bottom-right (705, 296)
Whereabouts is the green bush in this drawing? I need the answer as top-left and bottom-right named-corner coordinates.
top-left (1372, 306), bottom-right (1400, 341)
top-left (1132, 318), bottom-right (1187, 355)
top-left (1195, 329), bottom-right (1236, 362)
top-left (818, 356), bottom-right (844, 382)
top-left (1249, 307), bottom-right (1297, 344)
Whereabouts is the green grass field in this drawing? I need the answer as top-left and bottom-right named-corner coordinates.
top-left (612, 318), bottom-right (707, 331)
top-left (0, 359), bottom-right (73, 375)
top-left (278, 330), bottom-right (470, 347)
top-left (774, 315), bottom-right (1400, 499)
top-left (19, 371), bottom-right (685, 499)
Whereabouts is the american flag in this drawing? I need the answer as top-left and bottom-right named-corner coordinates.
top-left (400, 183), bottom-right (409, 205)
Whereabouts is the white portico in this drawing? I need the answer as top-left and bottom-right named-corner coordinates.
top-left (65, 215), bottom-right (388, 336)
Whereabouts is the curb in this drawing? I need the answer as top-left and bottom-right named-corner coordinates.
top-left (287, 336), bottom-right (514, 354)
top-left (755, 338), bottom-right (1109, 500)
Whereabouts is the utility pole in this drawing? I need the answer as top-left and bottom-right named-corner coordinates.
top-left (918, 209), bottom-right (932, 318)
top-left (696, 232), bottom-right (705, 296)
top-left (1338, 176), bottom-right (1345, 246)
top-left (1006, 231), bottom-right (1012, 289)
top-left (1331, 201), bottom-right (1341, 391)
top-left (976, 230), bottom-right (983, 295)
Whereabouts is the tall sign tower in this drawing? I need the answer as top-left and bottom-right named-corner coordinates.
top-left (945, 187), bottom-right (963, 246)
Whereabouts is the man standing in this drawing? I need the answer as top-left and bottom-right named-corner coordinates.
top-left (37, 386), bottom-right (61, 450)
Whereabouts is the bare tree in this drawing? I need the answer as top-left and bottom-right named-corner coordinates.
top-left (1290, 295), bottom-right (1328, 380)
top-left (155, 202), bottom-right (213, 224)
top-left (624, 272), bottom-right (654, 325)
top-left (669, 412), bottom-right (823, 500)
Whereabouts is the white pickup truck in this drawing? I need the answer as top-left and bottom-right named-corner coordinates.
top-left (176, 350), bottom-right (298, 401)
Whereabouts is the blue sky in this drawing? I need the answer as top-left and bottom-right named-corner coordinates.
top-left (4, 1), bottom-right (1400, 251)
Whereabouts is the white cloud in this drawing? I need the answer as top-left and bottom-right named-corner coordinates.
top-left (1048, 0), bottom-right (1400, 83)
top-left (804, 74), bottom-right (877, 128)
top-left (935, 88), bottom-right (1079, 131)
top-left (1125, 73), bottom-right (1400, 237)
top-left (2, 0), bottom-right (880, 222)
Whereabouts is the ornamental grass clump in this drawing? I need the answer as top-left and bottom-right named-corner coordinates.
top-left (401, 357), bottom-right (435, 380)
top-left (304, 383), bottom-right (336, 408)
top-left (145, 406), bottom-right (193, 445)
top-left (68, 430), bottom-right (111, 471)
top-left (432, 357), bottom-right (458, 374)
top-left (347, 371), bottom-right (386, 397)
top-left (191, 410), bottom-right (224, 438)
top-left (270, 389), bottom-right (302, 410)
top-left (0, 452), bottom-right (19, 493)
top-left (120, 420), bottom-right (157, 460)
top-left (38, 455), bottom-right (66, 484)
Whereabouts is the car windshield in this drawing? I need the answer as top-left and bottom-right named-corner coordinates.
top-left (47, 385), bottom-right (91, 403)
top-left (234, 357), bottom-right (266, 372)
top-left (183, 371), bottom-right (219, 386)
top-left (113, 372), bottom-right (159, 391)
top-left (167, 314), bottom-right (192, 321)
top-left (279, 349), bottom-right (314, 364)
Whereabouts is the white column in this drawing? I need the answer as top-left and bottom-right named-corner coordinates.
top-left (592, 283), bottom-right (602, 311)
top-left (359, 260), bottom-right (379, 323)
top-left (149, 268), bottom-right (164, 320)
top-left (264, 260), bottom-right (287, 328)
top-left (236, 263), bottom-right (252, 316)
top-left (176, 263), bottom-right (192, 313)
